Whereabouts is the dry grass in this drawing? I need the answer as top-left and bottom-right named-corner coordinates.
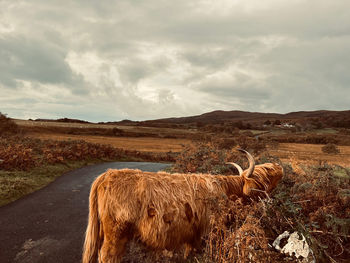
top-left (114, 143), bottom-right (350, 263)
top-left (170, 144), bottom-right (350, 263)
top-left (14, 119), bottom-right (120, 129)
top-left (16, 119), bottom-right (350, 165)
top-left (14, 119), bottom-right (197, 137)
top-left (269, 143), bottom-right (350, 167)
top-left (27, 133), bottom-right (190, 152)
top-left (26, 131), bottom-right (350, 166)
top-left (0, 161), bottom-right (95, 206)
top-left (0, 135), bottom-right (177, 206)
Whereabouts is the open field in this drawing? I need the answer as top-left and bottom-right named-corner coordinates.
top-left (23, 132), bottom-right (350, 168)
top-left (269, 143), bottom-right (350, 167)
top-left (14, 119), bottom-right (125, 129)
top-left (26, 132), bottom-right (350, 167)
top-left (14, 119), bottom-right (198, 137)
top-left (27, 132), bottom-right (191, 152)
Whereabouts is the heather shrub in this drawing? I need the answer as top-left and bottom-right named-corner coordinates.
top-left (173, 144), bottom-right (350, 262)
top-left (203, 161), bottom-right (350, 263)
top-left (339, 128), bottom-right (350, 135)
top-left (322, 143), bottom-right (340, 154)
top-left (0, 136), bottom-right (175, 171)
top-left (173, 137), bottom-right (267, 176)
top-left (234, 134), bottom-right (266, 154)
top-left (0, 143), bottom-right (36, 170)
top-left (173, 142), bottom-right (231, 175)
top-left (211, 137), bottom-right (236, 150)
top-left (263, 133), bottom-right (350, 146)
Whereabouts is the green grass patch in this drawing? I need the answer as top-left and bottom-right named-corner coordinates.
top-left (0, 159), bottom-right (113, 207)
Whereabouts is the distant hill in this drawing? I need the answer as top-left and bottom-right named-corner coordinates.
top-left (145, 110), bottom-right (348, 123)
top-left (134, 109), bottom-right (350, 129)
top-left (30, 109), bottom-right (350, 128)
top-left (151, 110), bottom-right (282, 124)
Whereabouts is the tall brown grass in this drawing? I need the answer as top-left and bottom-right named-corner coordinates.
top-left (171, 145), bottom-right (350, 263)
top-left (0, 136), bottom-right (175, 171)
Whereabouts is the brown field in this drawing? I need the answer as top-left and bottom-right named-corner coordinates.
top-left (16, 119), bottom-right (350, 167)
top-left (27, 132), bottom-right (350, 167)
top-left (14, 119), bottom-right (123, 129)
top-left (27, 133), bottom-right (191, 152)
top-left (269, 143), bottom-right (350, 167)
top-left (15, 119), bottom-right (197, 136)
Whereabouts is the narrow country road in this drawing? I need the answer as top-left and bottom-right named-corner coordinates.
top-left (0, 162), bottom-right (170, 263)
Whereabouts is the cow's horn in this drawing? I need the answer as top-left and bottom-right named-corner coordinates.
top-left (237, 149), bottom-right (255, 178)
top-left (226, 162), bottom-right (243, 175)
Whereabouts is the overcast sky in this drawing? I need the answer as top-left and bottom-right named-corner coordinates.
top-left (0, 0), bottom-right (349, 122)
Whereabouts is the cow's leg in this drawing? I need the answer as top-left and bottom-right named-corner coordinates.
top-left (99, 218), bottom-right (129, 263)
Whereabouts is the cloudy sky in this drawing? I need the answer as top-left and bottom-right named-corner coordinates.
top-left (1, 0), bottom-right (349, 122)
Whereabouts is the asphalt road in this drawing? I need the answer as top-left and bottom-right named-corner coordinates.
top-left (0, 162), bottom-right (170, 263)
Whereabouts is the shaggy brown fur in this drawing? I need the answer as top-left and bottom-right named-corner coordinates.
top-left (241, 163), bottom-right (283, 196)
top-left (227, 162), bottom-right (283, 196)
top-left (82, 150), bottom-right (283, 263)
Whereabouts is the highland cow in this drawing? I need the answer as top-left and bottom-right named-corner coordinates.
top-left (82, 149), bottom-right (283, 263)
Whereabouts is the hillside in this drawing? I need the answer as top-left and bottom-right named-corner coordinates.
top-left (140, 109), bottom-right (350, 127)
top-left (14, 109), bottom-right (350, 128)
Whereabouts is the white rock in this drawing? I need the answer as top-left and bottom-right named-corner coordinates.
top-left (273, 231), bottom-right (315, 262)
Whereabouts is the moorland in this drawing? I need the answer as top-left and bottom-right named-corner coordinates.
top-left (1, 110), bottom-right (349, 262)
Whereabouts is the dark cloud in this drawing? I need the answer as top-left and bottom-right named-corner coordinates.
top-left (0, 36), bottom-right (88, 94)
top-left (0, 0), bottom-right (349, 121)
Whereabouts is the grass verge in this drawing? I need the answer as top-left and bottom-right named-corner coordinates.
top-left (0, 159), bottom-right (113, 207)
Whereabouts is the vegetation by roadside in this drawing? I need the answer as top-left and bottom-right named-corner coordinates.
top-left (0, 113), bottom-right (176, 206)
top-left (0, 136), bottom-right (175, 207)
top-left (0, 160), bottom-right (98, 206)
top-left (169, 143), bottom-right (350, 263)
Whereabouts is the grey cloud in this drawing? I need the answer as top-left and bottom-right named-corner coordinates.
top-left (202, 86), bottom-right (269, 100)
top-left (0, 0), bottom-right (349, 121)
top-left (256, 36), bottom-right (350, 112)
top-left (181, 47), bottom-right (234, 70)
top-left (158, 1), bottom-right (350, 42)
top-left (0, 35), bottom-right (88, 94)
top-left (118, 56), bottom-right (170, 85)
top-left (0, 37), bottom-right (67, 84)
top-left (158, 89), bottom-right (175, 104)
top-left (197, 71), bottom-right (271, 103)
